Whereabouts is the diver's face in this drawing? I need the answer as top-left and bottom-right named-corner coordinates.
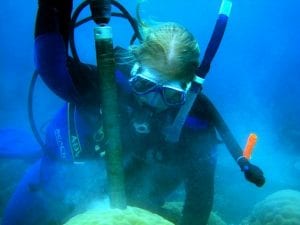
top-left (129, 63), bottom-right (190, 111)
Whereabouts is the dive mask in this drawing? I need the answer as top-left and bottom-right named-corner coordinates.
top-left (129, 63), bottom-right (189, 107)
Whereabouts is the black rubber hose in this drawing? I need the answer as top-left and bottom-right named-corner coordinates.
top-left (70, 0), bottom-right (90, 62)
top-left (28, 70), bottom-right (46, 149)
top-left (111, 0), bottom-right (142, 41)
top-left (75, 12), bottom-right (125, 27)
top-left (70, 0), bottom-right (142, 62)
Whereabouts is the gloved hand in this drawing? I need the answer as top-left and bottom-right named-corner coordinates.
top-left (35, 0), bottom-right (73, 46)
top-left (89, 0), bottom-right (111, 24)
top-left (238, 157), bottom-right (265, 187)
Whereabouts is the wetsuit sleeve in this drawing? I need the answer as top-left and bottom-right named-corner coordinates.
top-left (34, 0), bottom-right (80, 103)
top-left (34, 34), bottom-right (80, 103)
top-left (180, 125), bottom-right (218, 225)
top-left (180, 93), bottom-right (241, 225)
top-left (198, 94), bottom-right (244, 162)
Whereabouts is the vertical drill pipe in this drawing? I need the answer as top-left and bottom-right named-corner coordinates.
top-left (94, 26), bottom-right (126, 209)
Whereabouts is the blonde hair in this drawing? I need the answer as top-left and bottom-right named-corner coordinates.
top-left (128, 4), bottom-right (200, 83)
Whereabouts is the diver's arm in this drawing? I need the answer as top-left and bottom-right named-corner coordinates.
top-left (34, 0), bottom-right (80, 103)
top-left (199, 94), bottom-right (243, 160)
top-left (180, 129), bottom-right (217, 225)
top-left (182, 172), bottom-right (214, 225)
top-left (199, 94), bottom-right (265, 187)
top-left (35, 0), bottom-right (72, 46)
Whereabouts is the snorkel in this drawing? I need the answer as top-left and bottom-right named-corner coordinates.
top-left (164, 0), bottom-right (233, 143)
top-left (196, 0), bottom-right (233, 80)
top-left (193, 1), bottom-right (260, 168)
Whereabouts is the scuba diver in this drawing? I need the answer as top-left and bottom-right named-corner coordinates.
top-left (1, 0), bottom-right (265, 225)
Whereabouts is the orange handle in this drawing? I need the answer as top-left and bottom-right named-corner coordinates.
top-left (243, 133), bottom-right (257, 159)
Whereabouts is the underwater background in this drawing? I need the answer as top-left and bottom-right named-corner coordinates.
top-left (0, 0), bottom-right (299, 224)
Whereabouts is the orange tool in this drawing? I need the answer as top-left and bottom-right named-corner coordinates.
top-left (243, 133), bottom-right (257, 160)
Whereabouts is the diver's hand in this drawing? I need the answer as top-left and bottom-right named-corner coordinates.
top-left (238, 157), bottom-right (265, 187)
top-left (89, 0), bottom-right (111, 24)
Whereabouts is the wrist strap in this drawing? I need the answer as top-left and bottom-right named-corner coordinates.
top-left (236, 156), bottom-right (250, 171)
top-left (236, 155), bottom-right (246, 163)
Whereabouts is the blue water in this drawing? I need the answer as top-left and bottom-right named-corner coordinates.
top-left (1, 0), bottom-right (300, 224)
